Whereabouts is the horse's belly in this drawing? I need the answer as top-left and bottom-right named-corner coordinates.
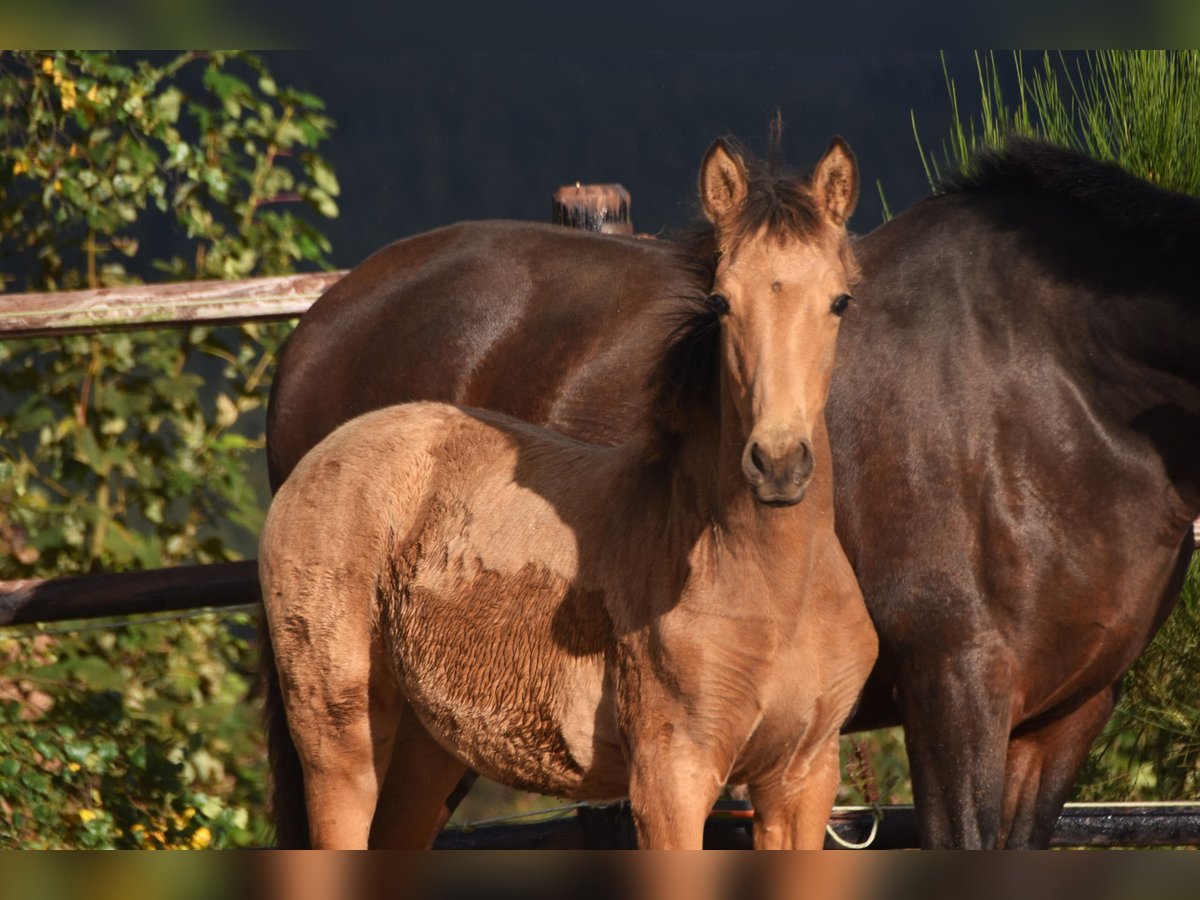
top-left (387, 551), bottom-right (627, 799)
top-left (408, 644), bottom-right (625, 798)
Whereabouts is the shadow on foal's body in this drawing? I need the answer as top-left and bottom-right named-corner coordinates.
top-left (260, 139), bottom-right (876, 850)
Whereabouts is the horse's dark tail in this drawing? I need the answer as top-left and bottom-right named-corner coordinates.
top-left (260, 619), bottom-right (311, 849)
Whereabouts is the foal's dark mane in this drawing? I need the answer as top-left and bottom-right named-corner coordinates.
top-left (644, 140), bottom-right (833, 456)
top-left (938, 137), bottom-right (1200, 250)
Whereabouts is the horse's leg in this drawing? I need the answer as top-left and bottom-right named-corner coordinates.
top-left (439, 771), bottom-right (480, 827)
top-left (749, 733), bottom-right (842, 850)
top-left (627, 741), bottom-right (724, 849)
top-left (368, 701), bottom-right (470, 849)
top-left (286, 643), bottom-right (403, 849)
top-left (1000, 685), bottom-right (1118, 848)
top-left (894, 637), bottom-right (1017, 849)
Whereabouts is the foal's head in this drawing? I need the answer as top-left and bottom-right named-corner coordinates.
top-left (700, 137), bottom-right (860, 506)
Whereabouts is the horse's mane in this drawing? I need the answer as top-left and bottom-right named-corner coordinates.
top-left (643, 139), bottom-right (831, 457)
top-left (642, 297), bottom-right (722, 455)
top-left (937, 136), bottom-right (1200, 247)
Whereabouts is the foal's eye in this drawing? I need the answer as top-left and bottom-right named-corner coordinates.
top-left (706, 293), bottom-right (730, 316)
top-left (831, 293), bottom-right (853, 316)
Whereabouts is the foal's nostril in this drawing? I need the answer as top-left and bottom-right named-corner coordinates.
top-left (793, 440), bottom-right (815, 483)
top-left (744, 436), bottom-right (813, 500)
top-left (750, 443), bottom-right (767, 476)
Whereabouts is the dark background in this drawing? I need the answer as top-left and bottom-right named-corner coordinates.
top-left (255, 51), bottom-right (961, 263)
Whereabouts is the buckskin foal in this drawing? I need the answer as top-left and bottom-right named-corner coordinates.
top-left (260, 138), bottom-right (875, 850)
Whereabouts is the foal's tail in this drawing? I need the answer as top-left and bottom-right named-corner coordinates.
top-left (260, 620), bottom-right (311, 849)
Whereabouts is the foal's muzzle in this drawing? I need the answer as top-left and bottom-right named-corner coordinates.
top-left (742, 436), bottom-right (814, 506)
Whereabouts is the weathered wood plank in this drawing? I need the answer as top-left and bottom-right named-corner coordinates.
top-left (0, 561), bottom-right (260, 627)
top-left (0, 271), bottom-right (348, 339)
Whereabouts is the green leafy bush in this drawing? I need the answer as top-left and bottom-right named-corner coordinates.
top-left (0, 614), bottom-right (262, 849)
top-left (0, 50), bottom-right (338, 847)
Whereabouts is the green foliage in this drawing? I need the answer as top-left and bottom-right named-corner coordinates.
top-left (0, 51), bottom-right (339, 847)
top-left (0, 50), bottom-right (337, 288)
top-left (917, 50), bottom-right (1200, 802)
top-left (0, 614), bottom-right (263, 848)
top-left (1, 325), bottom-right (284, 578)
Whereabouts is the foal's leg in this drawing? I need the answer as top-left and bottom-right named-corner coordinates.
top-left (749, 734), bottom-right (842, 850)
top-left (1000, 685), bottom-right (1118, 848)
top-left (368, 701), bottom-right (470, 849)
top-left (627, 739), bottom-right (725, 849)
top-left (285, 641), bottom-right (403, 849)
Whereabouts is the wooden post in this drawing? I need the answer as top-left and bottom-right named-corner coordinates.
top-left (552, 184), bottom-right (632, 235)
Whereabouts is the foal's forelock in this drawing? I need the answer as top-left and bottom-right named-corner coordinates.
top-left (676, 190), bottom-right (860, 295)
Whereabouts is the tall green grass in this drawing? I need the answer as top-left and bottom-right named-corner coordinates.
top-left (917, 50), bottom-right (1200, 801)
top-left (916, 51), bottom-right (1200, 197)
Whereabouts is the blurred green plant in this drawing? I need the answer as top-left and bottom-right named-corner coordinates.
top-left (0, 50), bottom-right (339, 847)
top-left (916, 49), bottom-right (1200, 802)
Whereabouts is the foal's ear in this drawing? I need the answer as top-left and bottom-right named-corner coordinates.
top-left (812, 136), bottom-right (859, 226)
top-left (699, 139), bottom-right (749, 226)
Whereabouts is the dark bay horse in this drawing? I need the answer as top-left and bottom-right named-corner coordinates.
top-left (261, 138), bottom-right (875, 849)
top-left (264, 138), bottom-right (1200, 849)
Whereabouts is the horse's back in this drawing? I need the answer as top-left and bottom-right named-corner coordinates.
top-left (267, 220), bottom-right (683, 490)
top-left (266, 400), bottom-right (586, 570)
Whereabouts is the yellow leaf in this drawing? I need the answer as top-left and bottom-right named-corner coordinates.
top-left (78, 808), bottom-right (97, 823)
top-left (191, 827), bottom-right (212, 849)
top-left (42, 57), bottom-right (53, 74)
top-left (214, 393), bottom-right (238, 429)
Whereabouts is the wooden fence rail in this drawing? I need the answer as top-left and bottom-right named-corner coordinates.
top-left (432, 801), bottom-right (1200, 849)
top-left (0, 271), bottom-right (347, 339)
top-left (0, 562), bottom-right (258, 627)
